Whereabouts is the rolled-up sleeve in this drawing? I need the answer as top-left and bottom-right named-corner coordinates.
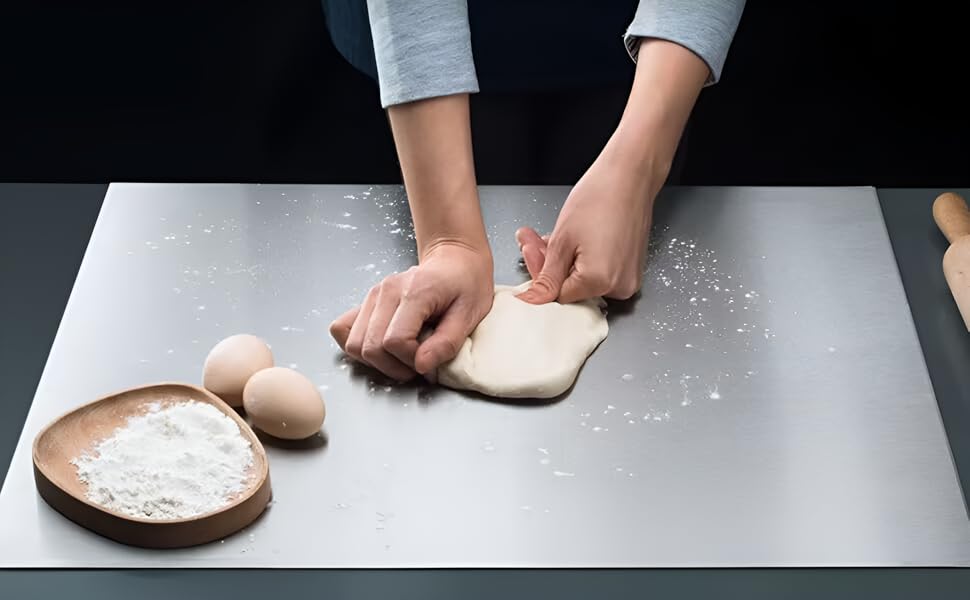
top-left (366, 0), bottom-right (479, 107)
top-left (624, 0), bottom-right (746, 85)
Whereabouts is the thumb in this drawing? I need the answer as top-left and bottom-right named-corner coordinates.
top-left (414, 304), bottom-right (475, 375)
top-left (517, 237), bottom-right (574, 304)
top-left (557, 269), bottom-right (597, 304)
top-left (515, 226), bottom-right (547, 279)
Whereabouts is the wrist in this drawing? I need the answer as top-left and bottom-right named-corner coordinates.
top-left (411, 180), bottom-right (491, 261)
top-left (421, 233), bottom-right (492, 261)
top-left (421, 236), bottom-right (494, 271)
top-left (601, 126), bottom-right (669, 200)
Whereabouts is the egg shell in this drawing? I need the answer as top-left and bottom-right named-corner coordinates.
top-left (203, 334), bottom-right (274, 407)
top-left (243, 367), bottom-right (326, 440)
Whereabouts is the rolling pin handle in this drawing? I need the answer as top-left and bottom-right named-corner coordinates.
top-left (933, 192), bottom-right (970, 243)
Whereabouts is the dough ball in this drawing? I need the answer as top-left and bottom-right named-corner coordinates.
top-left (437, 281), bottom-right (608, 399)
top-left (202, 334), bottom-right (274, 407)
top-left (243, 367), bottom-right (326, 440)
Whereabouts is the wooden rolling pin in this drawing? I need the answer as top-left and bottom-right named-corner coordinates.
top-left (933, 192), bottom-right (970, 331)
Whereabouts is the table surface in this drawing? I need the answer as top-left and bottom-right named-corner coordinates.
top-left (1, 185), bottom-right (969, 596)
top-left (4, 183), bottom-right (968, 568)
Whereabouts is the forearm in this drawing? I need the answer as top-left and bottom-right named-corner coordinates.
top-left (387, 94), bottom-right (489, 260)
top-left (608, 38), bottom-right (710, 194)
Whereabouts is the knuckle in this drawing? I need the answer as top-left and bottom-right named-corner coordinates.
top-left (328, 320), bottom-right (346, 340)
top-left (402, 277), bottom-right (433, 303)
top-left (382, 272), bottom-right (403, 289)
top-left (435, 338), bottom-right (461, 361)
top-left (383, 330), bottom-right (406, 350)
top-left (611, 276), bottom-right (641, 300)
top-left (531, 274), bottom-right (556, 292)
top-left (345, 340), bottom-right (363, 359)
top-left (383, 333), bottom-right (407, 354)
top-left (400, 279), bottom-right (419, 301)
top-left (361, 342), bottom-right (383, 364)
top-left (399, 267), bottom-right (419, 291)
top-left (612, 286), bottom-right (636, 300)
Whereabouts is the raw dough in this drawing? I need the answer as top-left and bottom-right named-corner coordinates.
top-left (437, 281), bottom-right (608, 399)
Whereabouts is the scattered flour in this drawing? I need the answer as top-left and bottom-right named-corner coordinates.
top-left (71, 401), bottom-right (254, 520)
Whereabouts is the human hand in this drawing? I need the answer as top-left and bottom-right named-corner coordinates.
top-left (516, 140), bottom-right (661, 305)
top-left (516, 38), bottom-right (709, 305)
top-left (330, 242), bottom-right (494, 381)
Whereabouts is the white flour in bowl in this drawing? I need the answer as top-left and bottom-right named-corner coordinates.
top-left (71, 400), bottom-right (254, 520)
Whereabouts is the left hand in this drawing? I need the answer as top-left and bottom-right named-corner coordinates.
top-left (516, 139), bottom-right (662, 305)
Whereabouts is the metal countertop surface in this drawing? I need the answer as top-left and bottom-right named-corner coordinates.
top-left (0, 185), bottom-right (968, 575)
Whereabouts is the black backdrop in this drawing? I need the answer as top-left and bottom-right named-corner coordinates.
top-left (1, 1), bottom-right (967, 186)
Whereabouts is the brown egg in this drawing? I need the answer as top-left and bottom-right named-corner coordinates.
top-left (243, 367), bottom-right (326, 440)
top-left (203, 334), bottom-right (274, 407)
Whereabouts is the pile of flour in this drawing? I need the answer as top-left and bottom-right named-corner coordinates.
top-left (72, 401), bottom-right (254, 520)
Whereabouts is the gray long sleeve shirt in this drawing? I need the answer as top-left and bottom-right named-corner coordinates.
top-left (366, 1), bottom-right (745, 107)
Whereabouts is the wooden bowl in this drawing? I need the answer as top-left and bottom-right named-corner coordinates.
top-left (32, 382), bottom-right (272, 548)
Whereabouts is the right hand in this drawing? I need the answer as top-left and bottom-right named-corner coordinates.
top-left (329, 241), bottom-right (494, 381)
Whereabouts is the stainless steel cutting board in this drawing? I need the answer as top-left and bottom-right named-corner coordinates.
top-left (1, 183), bottom-right (968, 567)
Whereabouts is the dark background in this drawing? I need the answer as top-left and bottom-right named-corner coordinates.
top-left (0, 0), bottom-right (967, 187)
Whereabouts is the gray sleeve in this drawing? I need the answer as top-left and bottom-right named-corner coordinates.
top-left (366, 0), bottom-right (479, 107)
top-left (624, 0), bottom-right (746, 85)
